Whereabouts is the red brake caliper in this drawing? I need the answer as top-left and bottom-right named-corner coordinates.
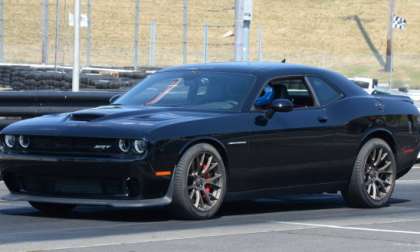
top-left (202, 161), bottom-right (212, 194)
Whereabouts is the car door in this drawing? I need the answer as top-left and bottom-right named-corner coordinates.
top-left (248, 76), bottom-right (344, 190)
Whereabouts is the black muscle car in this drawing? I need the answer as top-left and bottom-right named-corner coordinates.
top-left (0, 62), bottom-right (419, 219)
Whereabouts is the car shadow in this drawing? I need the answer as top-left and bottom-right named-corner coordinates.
top-left (0, 194), bottom-right (411, 223)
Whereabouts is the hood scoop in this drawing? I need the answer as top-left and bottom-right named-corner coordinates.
top-left (69, 113), bottom-right (106, 122)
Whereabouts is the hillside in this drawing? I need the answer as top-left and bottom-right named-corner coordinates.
top-left (3, 0), bottom-right (420, 86)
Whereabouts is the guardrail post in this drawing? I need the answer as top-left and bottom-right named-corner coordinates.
top-left (148, 21), bottom-right (156, 66)
top-left (41, 0), bottom-right (49, 64)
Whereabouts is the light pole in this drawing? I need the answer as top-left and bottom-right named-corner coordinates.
top-left (72, 0), bottom-right (81, 92)
top-left (234, 0), bottom-right (253, 61)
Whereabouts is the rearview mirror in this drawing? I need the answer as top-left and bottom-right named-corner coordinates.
top-left (271, 99), bottom-right (293, 113)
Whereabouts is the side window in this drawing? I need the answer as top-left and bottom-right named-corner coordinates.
top-left (308, 77), bottom-right (342, 106)
top-left (255, 77), bottom-right (316, 109)
top-left (272, 77), bottom-right (315, 108)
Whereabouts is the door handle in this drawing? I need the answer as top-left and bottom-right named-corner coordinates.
top-left (318, 116), bottom-right (328, 123)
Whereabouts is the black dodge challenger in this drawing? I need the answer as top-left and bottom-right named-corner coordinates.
top-left (0, 62), bottom-right (419, 219)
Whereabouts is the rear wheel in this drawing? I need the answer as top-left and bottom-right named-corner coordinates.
top-left (29, 201), bottom-right (76, 216)
top-left (171, 143), bottom-right (227, 220)
top-left (343, 138), bottom-right (396, 208)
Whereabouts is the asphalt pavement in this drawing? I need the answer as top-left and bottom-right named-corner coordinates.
top-left (1, 167), bottom-right (420, 252)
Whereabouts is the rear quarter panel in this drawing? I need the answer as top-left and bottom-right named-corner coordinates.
top-left (327, 95), bottom-right (419, 179)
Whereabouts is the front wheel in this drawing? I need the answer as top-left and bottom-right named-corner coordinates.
top-left (343, 138), bottom-right (396, 208)
top-left (171, 143), bottom-right (227, 220)
top-left (29, 201), bottom-right (76, 216)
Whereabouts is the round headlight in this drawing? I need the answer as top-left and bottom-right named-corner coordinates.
top-left (133, 139), bottom-right (147, 154)
top-left (118, 139), bottom-right (131, 153)
top-left (4, 135), bottom-right (16, 148)
top-left (19, 135), bottom-right (30, 149)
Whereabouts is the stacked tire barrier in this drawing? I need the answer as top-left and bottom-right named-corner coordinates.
top-left (0, 65), bottom-right (159, 91)
top-left (0, 91), bottom-right (121, 129)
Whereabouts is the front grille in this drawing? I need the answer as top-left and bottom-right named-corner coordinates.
top-left (26, 136), bottom-right (118, 155)
top-left (4, 174), bottom-right (141, 199)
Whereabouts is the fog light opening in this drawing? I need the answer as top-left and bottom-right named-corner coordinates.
top-left (125, 177), bottom-right (141, 198)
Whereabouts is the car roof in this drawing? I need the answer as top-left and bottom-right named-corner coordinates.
top-left (159, 62), bottom-right (367, 97)
top-left (160, 62), bottom-right (320, 75)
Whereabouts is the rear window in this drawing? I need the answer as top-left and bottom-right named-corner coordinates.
top-left (308, 77), bottom-right (342, 106)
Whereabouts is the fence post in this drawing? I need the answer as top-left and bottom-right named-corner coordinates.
top-left (72, 0), bottom-right (81, 92)
top-left (54, 0), bottom-right (62, 70)
top-left (257, 26), bottom-right (263, 61)
top-left (0, 0), bottom-right (4, 62)
top-left (133, 0), bottom-right (141, 69)
top-left (86, 0), bottom-right (92, 66)
top-left (41, 0), bottom-right (49, 64)
top-left (148, 21), bottom-right (157, 66)
top-left (182, 0), bottom-right (188, 64)
top-left (203, 24), bottom-right (208, 63)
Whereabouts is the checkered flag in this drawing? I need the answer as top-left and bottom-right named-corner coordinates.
top-left (392, 15), bottom-right (407, 30)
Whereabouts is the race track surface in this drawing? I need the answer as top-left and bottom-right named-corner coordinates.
top-left (1, 166), bottom-right (420, 252)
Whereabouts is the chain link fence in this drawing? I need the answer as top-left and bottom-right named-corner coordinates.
top-left (0, 0), bottom-right (420, 90)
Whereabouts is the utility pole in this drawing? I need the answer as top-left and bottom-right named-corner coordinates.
top-left (234, 0), bottom-right (243, 61)
top-left (72, 0), bottom-right (81, 92)
top-left (234, 0), bottom-right (252, 61)
top-left (385, 0), bottom-right (395, 73)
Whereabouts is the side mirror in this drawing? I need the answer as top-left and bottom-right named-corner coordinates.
top-left (271, 99), bottom-right (293, 113)
top-left (109, 94), bottom-right (121, 104)
top-left (258, 99), bottom-right (293, 124)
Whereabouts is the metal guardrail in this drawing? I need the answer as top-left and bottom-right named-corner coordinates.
top-left (0, 91), bottom-right (122, 129)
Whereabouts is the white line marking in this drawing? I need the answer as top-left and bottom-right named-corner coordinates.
top-left (0, 222), bottom-right (308, 252)
top-left (276, 221), bottom-right (420, 235)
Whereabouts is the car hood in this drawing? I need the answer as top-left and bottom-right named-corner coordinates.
top-left (1, 105), bottom-right (227, 139)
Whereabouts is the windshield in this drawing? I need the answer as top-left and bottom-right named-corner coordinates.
top-left (115, 71), bottom-right (256, 112)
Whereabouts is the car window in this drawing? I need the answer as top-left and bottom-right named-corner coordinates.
top-left (115, 71), bottom-right (256, 112)
top-left (353, 81), bottom-right (370, 89)
top-left (255, 77), bottom-right (315, 109)
top-left (308, 77), bottom-right (342, 106)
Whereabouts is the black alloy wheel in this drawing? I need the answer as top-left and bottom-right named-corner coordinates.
top-left (171, 143), bottom-right (227, 220)
top-left (343, 138), bottom-right (396, 208)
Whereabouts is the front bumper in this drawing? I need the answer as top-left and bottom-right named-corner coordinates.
top-left (0, 153), bottom-right (173, 207)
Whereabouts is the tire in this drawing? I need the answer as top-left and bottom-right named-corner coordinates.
top-left (343, 138), bottom-right (397, 208)
top-left (171, 143), bottom-right (227, 220)
top-left (29, 201), bottom-right (76, 216)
